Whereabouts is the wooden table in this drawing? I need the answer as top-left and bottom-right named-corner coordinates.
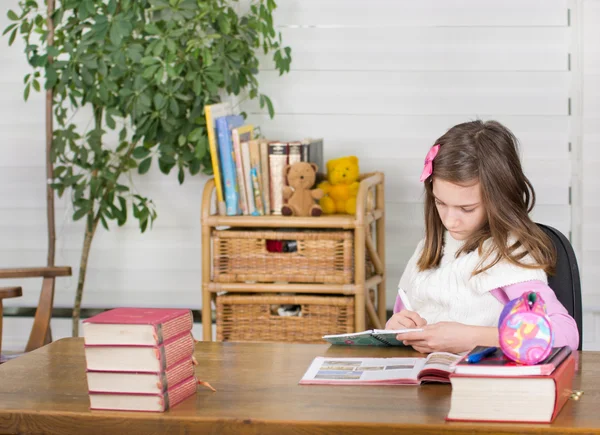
top-left (0, 338), bottom-right (598, 435)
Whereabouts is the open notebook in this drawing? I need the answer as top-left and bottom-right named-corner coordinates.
top-left (322, 329), bottom-right (422, 346)
top-left (299, 353), bottom-right (462, 385)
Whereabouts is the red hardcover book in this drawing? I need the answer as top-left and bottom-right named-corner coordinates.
top-left (82, 307), bottom-right (193, 346)
top-left (84, 331), bottom-right (196, 373)
top-left (86, 356), bottom-right (195, 394)
top-left (447, 354), bottom-right (576, 423)
top-left (89, 375), bottom-right (198, 412)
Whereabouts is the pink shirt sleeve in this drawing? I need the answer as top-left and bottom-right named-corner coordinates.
top-left (491, 280), bottom-right (580, 350)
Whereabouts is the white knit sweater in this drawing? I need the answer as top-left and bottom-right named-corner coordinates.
top-left (399, 232), bottom-right (547, 327)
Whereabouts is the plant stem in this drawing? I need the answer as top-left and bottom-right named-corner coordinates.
top-left (71, 113), bottom-right (138, 336)
top-left (72, 210), bottom-right (99, 337)
top-left (46, 0), bottom-right (56, 267)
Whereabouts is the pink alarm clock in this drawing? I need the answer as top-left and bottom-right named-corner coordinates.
top-left (498, 291), bottom-right (554, 365)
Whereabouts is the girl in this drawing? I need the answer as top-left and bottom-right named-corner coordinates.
top-left (386, 120), bottom-right (579, 354)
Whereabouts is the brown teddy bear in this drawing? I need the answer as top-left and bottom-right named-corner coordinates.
top-left (281, 162), bottom-right (324, 217)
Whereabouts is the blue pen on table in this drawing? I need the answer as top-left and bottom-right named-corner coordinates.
top-left (467, 346), bottom-right (498, 364)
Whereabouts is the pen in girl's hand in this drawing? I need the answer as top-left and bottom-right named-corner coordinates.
top-left (467, 346), bottom-right (498, 364)
top-left (397, 287), bottom-right (413, 311)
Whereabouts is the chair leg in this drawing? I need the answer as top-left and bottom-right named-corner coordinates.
top-left (26, 277), bottom-right (55, 352)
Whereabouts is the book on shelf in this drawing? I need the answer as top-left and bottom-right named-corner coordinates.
top-left (267, 138), bottom-right (324, 215)
top-left (86, 357), bottom-right (195, 394)
top-left (447, 353), bottom-right (576, 423)
top-left (204, 102), bottom-right (233, 216)
top-left (453, 345), bottom-right (572, 377)
top-left (89, 375), bottom-right (198, 412)
top-left (322, 328), bottom-right (422, 347)
top-left (248, 139), bottom-right (265, 215)
top-left (259, 139), bottom-right (271, 215)
top-left (216, 115), bottom-right (245, 216)
top-left (84, 331), bottom-right (195, 372)
top-left (299, 353), bottom-right (462, 386)
top-left (268, 141), bottom-right (288, 215)
top-left (82, 308), bottom-right (193, 346)
top-left (231, 126), bottom-right (251, 215)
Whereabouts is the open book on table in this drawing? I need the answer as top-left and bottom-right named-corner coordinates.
top-left (322, 328), bottom-right (423, 346)
top-left (299, 353), bottom-right (462, 385)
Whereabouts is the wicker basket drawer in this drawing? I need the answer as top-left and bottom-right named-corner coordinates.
top-left (216, 294), bottom-right (355, 343)
top-left (212, 229), bottom-right (354, 284)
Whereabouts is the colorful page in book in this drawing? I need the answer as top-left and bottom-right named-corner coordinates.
top-left (322, 328), bottom-right (422, 346)
top-left (231, 128), bottom-right (249, 215)
top-left (82, 308), bottom-right (193, 346)
top-left (268, 141), bottom-right (288, 215)
top-left (248, 140), bottom-right (264, 215)
top-left (204, 103), bottom-right (233, 216)
top-left (240, 140), bottom-right (257, 215)
top-left (453, 345), bottom-right (572, 377)
top-left (86, 357), bottom-right (196, 394)
top-left (216, 115), bottom-right (244, 215)
top-left (89, 375), bottom-right (198, 412)
top-left (299, 353), bottom-right (461, 386)
top-left (259, 139), bottom-right (271, 215)
top-left (84, 331), bottom-right (196, 372)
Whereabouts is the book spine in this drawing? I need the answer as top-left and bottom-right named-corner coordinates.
top-left (268, 142), bottom-right (288, 215)
top-left (241, 141), bottom-right (257, 215)
top-left (216, 117), bottom-right (240, 216)
top-left (232, 129), bottom-right (249, 215)
top-left (158, 310), bottom-right (193, 345)
top-left (205, 105), bottom-right (226, 215)
top-left (550, 354), bottom-right (576, 421)
top-left (288, 141), bottom-right (302, 165)
top-left (158, 332), bottom-right (195, 371)
top-left (259, 139), bottom-right (271, 215)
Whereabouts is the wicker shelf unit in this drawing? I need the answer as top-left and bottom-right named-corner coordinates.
top-left (201, 171), bottom-right (386, 342)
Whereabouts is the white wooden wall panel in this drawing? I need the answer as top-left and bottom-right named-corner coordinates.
top-left (0, 1), bottom-right (575, 326)
top-left (582, 0), bottom-right (600, 349)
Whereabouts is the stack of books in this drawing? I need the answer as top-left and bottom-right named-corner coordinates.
top-left (205, 102), bottom-right (324, 216)
top-left (447, 345), bottom-right (576, 423)
top-left (82, 308), bottom-right (198, 412)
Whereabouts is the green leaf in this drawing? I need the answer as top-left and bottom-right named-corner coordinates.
top-left (73, 207), bottom-right (90, 221)
top-left (8, 28), bottom-right (17, 46)
top-left (140, 56), bottom-right (159, 66)
top-left (32, 79), bottom-right (40, 92)
top-left (23, 83), bottom-right (31, 101)
top-left (133, 146), bottom-right (151, 159)
top-left (138, 157), bottom-right (152, 174)
top-left (7, 10), bottom-right (19, 21)
top-left (2, 23), bottom-right (17, 36)
top-left (177, 167), bottom-right (184, 184)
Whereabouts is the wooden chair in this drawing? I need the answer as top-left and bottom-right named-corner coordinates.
top-left (0, 267), bottom-right (71, 356)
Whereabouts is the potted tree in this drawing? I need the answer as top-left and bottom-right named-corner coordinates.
top-left (4, 0), bottom-right (291, 336)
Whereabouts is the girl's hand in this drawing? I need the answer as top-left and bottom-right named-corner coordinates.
top-left (399, 323), bottom-right (499, 354)
top-left (386, 310), bottom-right (427, 331)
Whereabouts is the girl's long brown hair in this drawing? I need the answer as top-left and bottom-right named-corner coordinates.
top-left (417, 120), bottom-right (556, 276)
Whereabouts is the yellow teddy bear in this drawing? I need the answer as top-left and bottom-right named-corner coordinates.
top-left (318, 156), bottom-right (360, 214)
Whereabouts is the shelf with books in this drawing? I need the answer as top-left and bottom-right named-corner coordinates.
top-left (200, 172), bottom-right (386, 342)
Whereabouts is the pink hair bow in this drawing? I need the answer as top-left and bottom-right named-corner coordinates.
top-left (419, 144), bottom-right (440, 182)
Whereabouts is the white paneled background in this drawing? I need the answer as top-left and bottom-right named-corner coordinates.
top-left (0, 0), bottom-right (598, 349)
